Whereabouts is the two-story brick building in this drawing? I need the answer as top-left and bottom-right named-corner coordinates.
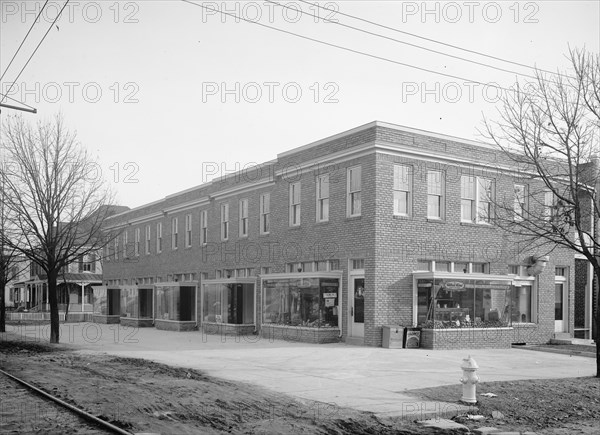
top-left (99, 121), bottom-right (595, 348)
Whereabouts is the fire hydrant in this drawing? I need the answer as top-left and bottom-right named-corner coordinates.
top-left (459, 355), bottom-right (479, 403)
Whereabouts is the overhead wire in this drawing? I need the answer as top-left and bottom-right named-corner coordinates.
top-left (297, 0), bottom-right (569, 80)
top-left (180, 0), bottom-right (517, 94)
top-left (0, 0), bottom-right (70, 105)
top-left (0, 92), bottom-right (37, 111)
top-left (266, 0), bottom-right (542, 81)
top-left (0, 0), bottom-right (49, 82)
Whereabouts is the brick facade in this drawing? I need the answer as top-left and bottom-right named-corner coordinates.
top-left (101, 121), bottom-right (591, 347)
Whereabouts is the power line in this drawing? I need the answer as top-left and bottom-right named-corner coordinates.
top-left (297, 0), bottom-right (568, 80)
top-left (0, 1), bottom-right (70, 105)
top-left (181, 0), bottom-right (516, 93)
top-left (0, 0), bottom-right (49, 82)
top-left (267, 0), bottom-right (542, 81)
top-left (0, 92), bottom-right (37, 111)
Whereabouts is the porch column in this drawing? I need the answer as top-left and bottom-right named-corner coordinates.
top-left (81, 283), bottom-right (85, 312)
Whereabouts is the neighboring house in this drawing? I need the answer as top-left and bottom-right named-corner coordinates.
top-left (3, 254), bottom-right (28, 310)
top-left (8, 252), bottom-right (103, 313)
top-left (99, 121), bottom-right (596, 348)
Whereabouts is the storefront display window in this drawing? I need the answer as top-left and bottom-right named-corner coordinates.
top-left (417, 277), bottom-right (512, 328)
top-left (93, 286), bottom-right (120, 315)
top-left (263, 278), bottom-right (339, 328)
top-left (120, 286), bottom-right (153, 319)
top-left (203, 283), bottom-right (254, 324)
top-left (156, 285), bottom-right (195, 321)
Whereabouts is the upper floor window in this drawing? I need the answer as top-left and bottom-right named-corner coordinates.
top-left (156, 222), bottom-right (163, 253)
top-left (134, 228), bottom-right (140, 256)
top-left (185, 214), bottom-right (192, 248)
top-left (427, 170), bottom-right (444, 219)
top-left (347, 166), bottom-right (362, 217)
top-left (316, 174), bottom-right (329, 222)
top-left (221, 203), bottom-right (229, 240)
top-left (289, 182), bottom-right (301, 226)
top-left (393, 165), bottom-right (411, 216)
top-left (145, 225), bottom-right (151, 254)
top-left (78, 254), bottom-right (96, 273)
top-left (114, 237), bottom-right (119, 260)
top-left (351, 259), bottom-right (365, 270)
top-left (200, 210), bottom-right (208, 245)
top-left (260, 193), bottom-right (270, 234)
top-left (239, 198), bottom-right (249, 237)
top-left (461, 175), bottom-right (493, 224)
top-left (171, 217), bottom-right (178, 250)
top-left (122, 231), bottom-right (128, 258)
top-left (514, 184), bottom-right (526, 221)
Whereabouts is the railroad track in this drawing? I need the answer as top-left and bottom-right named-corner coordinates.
top-left (0, 367), bottom-right (134, 435)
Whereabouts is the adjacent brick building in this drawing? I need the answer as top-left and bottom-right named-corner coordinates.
top-left (99, 121), bottom-right (595, 348)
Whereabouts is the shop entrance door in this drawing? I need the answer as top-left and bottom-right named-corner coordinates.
top-left (350, 277), bottom-right (365, 338)
top-left (554, 282), bottom-right (568, 333)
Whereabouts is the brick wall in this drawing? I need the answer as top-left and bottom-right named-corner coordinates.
top-left (102, 122), bottom-right (583, 347)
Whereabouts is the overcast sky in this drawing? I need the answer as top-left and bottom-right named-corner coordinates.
top-left (1, 0), bottom-right (599, 209)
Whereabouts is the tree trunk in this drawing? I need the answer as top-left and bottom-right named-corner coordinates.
top-left (48, 271), bottom-right (60, 343)
top-left (593, 265), bottom-right (600, 378)
top-left (0, 282), bottom-right (6, 333)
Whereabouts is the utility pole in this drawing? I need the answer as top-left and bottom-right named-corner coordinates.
top-left (0, 102), bottom-right (37, 114)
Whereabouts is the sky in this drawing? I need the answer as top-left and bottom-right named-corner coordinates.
top-left (1, 0), bottom-right (599, 209)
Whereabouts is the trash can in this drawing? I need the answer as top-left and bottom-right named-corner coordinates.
top-left (382, 325), bottom-right (405, 348)
top-left (404, 327), bottom-right (421, 348)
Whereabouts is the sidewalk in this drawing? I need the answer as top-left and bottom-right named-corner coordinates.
top-left (4, 323), bottom-right (596, 419)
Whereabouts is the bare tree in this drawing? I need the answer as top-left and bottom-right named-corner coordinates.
top-left (0, 114), bottom-right (118, 343)
top-left (0, 160), bottom-right (24, 332)
top-left (483, 48), bottom-right (599, 376)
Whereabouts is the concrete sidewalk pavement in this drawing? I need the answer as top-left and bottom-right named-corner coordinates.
top-left (4, 323), bottom-right (596, 418)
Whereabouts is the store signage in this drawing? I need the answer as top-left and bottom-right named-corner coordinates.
top-left (323, 292), bottom-right (337, 298)
top-left (445, 281), bottom-right (465, 290)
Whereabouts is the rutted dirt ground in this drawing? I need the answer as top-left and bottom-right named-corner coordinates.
top-left (0, 340), bottom-right (424, 434)
top-left (1, 338), bottom-right (599, 434)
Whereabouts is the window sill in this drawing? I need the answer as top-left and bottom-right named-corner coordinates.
top-left (427, 218), bottom-right (446, 224)
top-left (345, 215), bottom-right (362, 222)
top-left (288, 225), bottom-right (302, 230)
top-left (460, 221), bottom-right (494, 228)
top-left (315, 220), bottom-right (330, 225)
top-left (393, 214), bottom-right (410, 220)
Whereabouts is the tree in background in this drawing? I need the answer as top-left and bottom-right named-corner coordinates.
top-left (483, 48), bottom-right (599, 376)
top-left (0, 114), bottom-right (118, 343)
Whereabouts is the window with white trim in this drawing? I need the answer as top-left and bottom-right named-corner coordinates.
top-left (221, 203), bottom-right (229, 240)
top-left (427, 170), bottom-right (444, 219)
top-left (156, 222), bottom-right (163, 253)
top-left (289, 182), bottom-right (301, 226)
top-left (145, 225), bottom-right (151, 254)
top-left (200, 210), bottom-right (208, 245)
top-left (134, 228), bottom-right (140, 256)
top-left (514, 184), bottom-right (526, 221)
top-left (259, 193), bottom-right (270, 234)
top-left (461, 175), bottom-right (494, 223)
top-left (393, 165), bottom-right (411, 216)
top-left (239, 198), bottom-right (249, 237)
top-left (122, 231), bottom-right (128, 258)
top-left (114, 237), bottom-right (119, 260)
top-left (185, 214), bottom-right (192, 247)
top-left (171, 217), bottom-right (178, 250)
top-left (347, 166), bottom-right (361, 217)
top-left (316, 174), bottom-right (329, 222)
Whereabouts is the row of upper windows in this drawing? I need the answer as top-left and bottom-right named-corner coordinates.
top-left (107, 166), bottom-right (364, 259)
top-left (395, 166), bottom-right (496, 223)
top-left (393, 165), bottom-right (555, 224)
